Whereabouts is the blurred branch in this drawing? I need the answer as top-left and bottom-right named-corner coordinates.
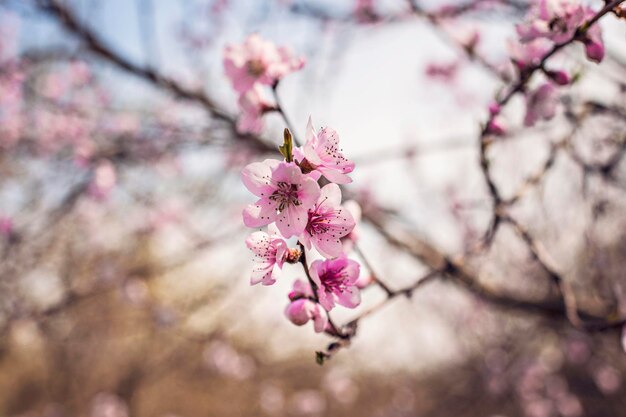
top-left (37, 0), bottom-right (277, 154)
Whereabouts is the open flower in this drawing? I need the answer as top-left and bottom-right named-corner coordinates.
top-left (224, 33), bottom-right (305, 94)
top-left (310, 256), bottom-right (361, 311)
top-left (296, 117), bottom-right (355, 184)
top-left (301, 183), bottom-right (355, 258)
top-left (242, 160), bottom-right (320, 237)
top-left (524, 82), bottom-right (559, 126)
top-left (245, 227), bottom-right (288, 286)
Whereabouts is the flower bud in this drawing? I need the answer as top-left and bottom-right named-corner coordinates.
top-left (545, 70), bottom-right (570, 86)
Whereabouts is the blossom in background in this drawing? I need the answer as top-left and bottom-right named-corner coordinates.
top-left (425, 61), bottom-right (459, 83)
top-left (508, 38), bottom-right (552, 70)
top-left (88, 160), bottom-right (117, 201)
top-left (245, 227), bottom-right (288, 286)
top-left (223, 33), bottom-right (304, 94)
top-left (516, 0), bottom-right (604, 63)
top-left (241, 159), bottom-right (320, 237)
top-left (296, 117), bottom-right (355, 184)
top-left (236, 85), bottom-right (273, 134)
top-left (524, 82), bottom-right (559, 126)
top-left (354, 0), bottom-right (378, 23)
top-left (310, 256), bottom-right (361, 311)
top-left (285, 279), bottom-right (327, 332)
top-left (582, 21), bottom-right (604, 63)
top-left (301, 184), bottom-right (355, 258)
top-left (0, 216), bottom-right (13, 238)
top-left (517, 0), bottom-right (585, 44)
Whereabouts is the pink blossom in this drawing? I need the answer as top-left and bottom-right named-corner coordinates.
top-left (288, 278), bottom-right (315, 300)
top-left (583, 23), bottom-right (604, 63)
top-left (297, 117), bottom-right (355, 184)
top-left (516, 0), bottom-right (605, 63)
top-left (508, 38), bottom-right (552, 70)
top-left (425, 61), bottom-right (459, 83)
top-left (245, 227), bottom-right (288, 286)
top-left (301, 183), bottom-right (355, 258)
top-left (524, 82), bottom-right (559, 126)
top-left (486, 117), bottom-right (507, 136)
top-left (354, 0), bottom-right (378, 24)
top-left (545, 69), bottom-right (570, 85)
top-left (88, 160), bottom-right (117, 201)
top-left (0, 216), bottom-right (13, 238)
top-left (285, 299), bottom-right (328, 332)
top-left (516, 0), bottom-right (586, 44)
top-left (310, 256), bottom-right (361, 311)
top-left (236, 85), bottom-right (273, 134)
top-left (285, 279), bottom-right (327, 332)
top-left (224, 34), bottom-right (305, 94)
top-left (241, 160), bottom-right (320, 237)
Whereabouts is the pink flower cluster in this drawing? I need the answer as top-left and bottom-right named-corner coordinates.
top-left (241, 116), bottom-right (361, 333)
top-left (496, 0), bottom-right (607, 130)
top-left (516, 0), bottom-right (605, 63)
top-left (224, 34), bottom-right (305, 134)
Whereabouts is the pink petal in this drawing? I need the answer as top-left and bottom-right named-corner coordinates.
top-left (299, 177), bottom-right (321, 209)
top-left (317, 167), bottom-right (353, 184)
top-left (337, 286), bottom-right (361, 308)
top-left (313, 237), bottom-right (343, 259)
top-left (275, 203), bottom-right (307, 238)
top-left (242, 202), bottom-right (277, 228)
top-left (318, 183), bottom-right (342, 208)
top-left (241, 160), bottom-right (278, 196)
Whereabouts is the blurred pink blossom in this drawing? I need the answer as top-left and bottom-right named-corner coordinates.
top-left (516, 0), bottom-right (604, 63)
top-left (425, 61), bottom-right (459, 83)
top-left (90, 393), bottom-right (129, 417)
top-left (236, 85), bottom-right (273, 134)
top-left (88, 160), bottom-right (117, 201)
top-left (223, 33), bottom-right (304, 94)
top-left (524, 82), bottom-right (559, 126)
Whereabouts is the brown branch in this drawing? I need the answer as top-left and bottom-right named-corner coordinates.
top-left (362, 205), bottom-right (625, 332)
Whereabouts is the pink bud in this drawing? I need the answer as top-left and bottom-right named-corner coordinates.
top-left (546, 70), bottom-right (570, 86)
top-left (584, 39), bottom-right (604, 64)
top-left (488, 102), bottom-right (501, 116)
top-left (486, 118), bottom-right (506, 136)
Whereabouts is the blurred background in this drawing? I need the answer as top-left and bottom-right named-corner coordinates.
top-left (0, 0), bottom-right (625, 416)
